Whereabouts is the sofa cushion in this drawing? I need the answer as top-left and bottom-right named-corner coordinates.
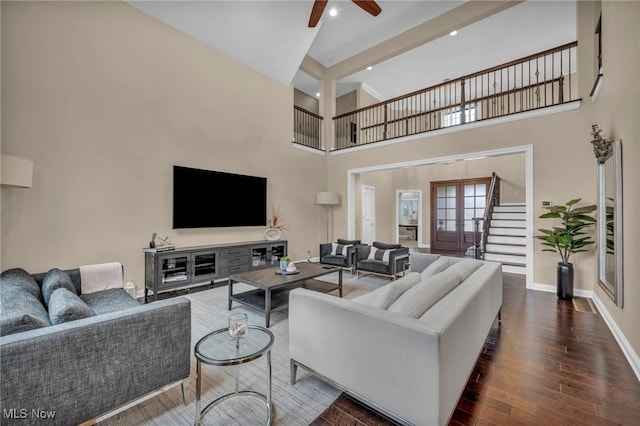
top-left (337, 239), bottom-right (360, 245)
top-left (42, 268), bottom-right (77, 306)
top-left (372, 241), bottom-right (402, 250)
top-left (388, 269), bottom-right (462, 318)
top-left (48, 288), bottom-right (96, 325)
top-left (388, 260), bottom-right (482, 318)
top-left (353, 272), bottom-right (422, 309)
top-left (408, 253), bottom-right (440, 274)
top-left (80, 288), bottom-right (140, 315)
top-left (367, 246), bottom-right (391, 263)
top-left (0, 267), bottom-right (43, 302)
top-left (446, 259), bottom-right (484, 282)
top-left (331, 242), bottom-right (352, 256)
top-left (0, 284), bottom-right (51, 336)
top-left (420, 257), bottom-right (451, 280)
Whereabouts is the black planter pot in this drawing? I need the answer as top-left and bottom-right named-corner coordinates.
top-left (557, 262), bottom-right (574, 301)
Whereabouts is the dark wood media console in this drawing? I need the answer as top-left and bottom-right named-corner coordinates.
top-left (144, 240), bottom-right (287, 302)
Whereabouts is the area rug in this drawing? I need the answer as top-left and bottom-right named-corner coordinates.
top-left (309, 393), bottom-right (401, 426)
top-left (99, 270), bottom-right (387, 425)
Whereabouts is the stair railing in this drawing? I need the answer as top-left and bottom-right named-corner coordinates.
top-left (473, 172), bottom-right (501, 259)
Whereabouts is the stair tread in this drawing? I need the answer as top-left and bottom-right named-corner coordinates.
top-left (485, 251), bottom-right (526, 257)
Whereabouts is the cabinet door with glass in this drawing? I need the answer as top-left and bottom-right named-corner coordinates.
top-left (430, 177), bottom-right (490, 253)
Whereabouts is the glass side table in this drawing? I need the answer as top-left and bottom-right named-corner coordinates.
top-left (194, 325), bottom-right (275, 425)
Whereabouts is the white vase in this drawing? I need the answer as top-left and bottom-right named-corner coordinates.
top-left (264, 227), bottom-right (281, 241)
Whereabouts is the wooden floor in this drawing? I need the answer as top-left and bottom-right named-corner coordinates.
top-left (314, 273), bottom-right (640, 425)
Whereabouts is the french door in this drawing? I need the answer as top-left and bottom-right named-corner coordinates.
top-left (430, 177), bottom-right (491, 253)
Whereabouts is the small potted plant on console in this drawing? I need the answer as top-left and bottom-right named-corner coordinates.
top-left (536, 198), bottom-right (596, 301)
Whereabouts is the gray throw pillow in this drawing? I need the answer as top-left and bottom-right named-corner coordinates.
top-left (0, 285), bottom-right (51, 336)
top-left (42, 268), bottom-right (77, 306)
top-left (48, 288), bottom-right (95, 325)
top-left (0, 267), bottom-right (43, 302)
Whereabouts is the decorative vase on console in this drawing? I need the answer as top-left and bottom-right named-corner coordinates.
top-left (264, 227), bottom-right (281, 241)
top-left (265, 205), bottom-right (287, 241)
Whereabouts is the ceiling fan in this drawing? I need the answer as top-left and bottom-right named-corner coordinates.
top-left (308, 0), bottom-right (382, 28)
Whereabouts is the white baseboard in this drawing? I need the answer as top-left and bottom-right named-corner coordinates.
top-left (591, 293), bottom-right (640, 381)
top-left (530, 282), bottom-right (593, 298)
top-left (531, 283), bottom-right (640, 381)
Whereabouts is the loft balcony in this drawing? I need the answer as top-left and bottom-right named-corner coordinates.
top-left (293, 42), bottom-right (578, 152)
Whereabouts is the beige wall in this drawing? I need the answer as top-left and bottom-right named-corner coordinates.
top-left (358, 153), bottom-right (525, 245)
top-left (293, 88), bottom-right (319, 115)
top-left (1, 1), bottom-right (326, 291)
top-left (336, 90), bottom-right (357, 116)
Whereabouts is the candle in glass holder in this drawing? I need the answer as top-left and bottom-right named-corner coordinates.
top-left (228, 312), bottom-right (248, 338)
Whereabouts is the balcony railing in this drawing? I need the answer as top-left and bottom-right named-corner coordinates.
top-left (293, 105), bottom-right (323, 150)
top-left (333, 41), bottom-right (578, 150)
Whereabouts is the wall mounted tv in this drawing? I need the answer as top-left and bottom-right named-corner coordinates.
top-left (173, 165), bottom-right (267, 229)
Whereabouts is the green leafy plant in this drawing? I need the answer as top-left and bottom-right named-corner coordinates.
top-left (280, 256), bottom-right (290, 262)
top-left (536, 198), bottom-right (597, 264)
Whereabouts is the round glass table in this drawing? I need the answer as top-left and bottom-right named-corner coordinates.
top-left (194, 325), bottom-right (275, 425)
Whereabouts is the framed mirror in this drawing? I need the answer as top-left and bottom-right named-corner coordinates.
top-left (592, 125), bottom-right (623, 307)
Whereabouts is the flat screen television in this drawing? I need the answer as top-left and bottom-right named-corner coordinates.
top-left (173, 165), bottom-right (267, 229)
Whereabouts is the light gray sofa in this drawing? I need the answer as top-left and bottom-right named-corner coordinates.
top-left (0, 264), bottom-right (191, 425)
top-left (289, 254), bottom-right (502, 426)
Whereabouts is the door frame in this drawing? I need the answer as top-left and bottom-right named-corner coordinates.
top-left (430, 177), bottom-right (491, 253)
top-left (395, 189), bottom-right (423, 247)
top-left (346, 145), bottom-right (533, 289)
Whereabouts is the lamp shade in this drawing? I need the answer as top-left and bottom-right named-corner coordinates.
top-left (1, 155), bottom-right (33, 188)
top-left (316, 192), bottom-right (340, 205)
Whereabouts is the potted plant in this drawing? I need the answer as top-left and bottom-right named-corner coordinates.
top-left (536, 198), bottom-right (596, 300)
top-left (279, 256), bottom-right (290, 271)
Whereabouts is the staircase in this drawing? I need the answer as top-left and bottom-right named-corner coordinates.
top-left (483, 204), bottom-right (527, 274)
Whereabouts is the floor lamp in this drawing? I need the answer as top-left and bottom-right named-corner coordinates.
top-left (316, 192), bottom-right (341, 242)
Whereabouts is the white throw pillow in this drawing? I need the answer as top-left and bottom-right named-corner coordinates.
top-left (353, 272), bottom-right (422, 309)
top-left (367, 247), bottom-right (391, 263)
top-left (420, 257), bottom-right (450, 280)
top-left (388, 268), bottom-right (463, 318)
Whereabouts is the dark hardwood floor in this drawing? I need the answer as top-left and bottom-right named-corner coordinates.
top-left (313, 273), bottom-right (640, 425)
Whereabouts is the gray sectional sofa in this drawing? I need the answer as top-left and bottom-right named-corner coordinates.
top-left (0, 263), bottom-right (191, 425)
top-left (289, 253), bottom-right (502, 426)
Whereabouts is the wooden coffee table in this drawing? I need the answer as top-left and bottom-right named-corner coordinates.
top-left (228, 262), bottom-right (342, 327)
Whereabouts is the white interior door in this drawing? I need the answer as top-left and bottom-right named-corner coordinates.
top-left (362, 185), bottom-right (376, 243)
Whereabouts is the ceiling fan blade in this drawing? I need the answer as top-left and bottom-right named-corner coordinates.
top-left (309, 0), bottom-right (328, 27)
top-left (352, 0), bottom-right (382, 17)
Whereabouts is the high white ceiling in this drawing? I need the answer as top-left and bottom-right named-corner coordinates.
top-left (127, 0), bottom-right (576, 101)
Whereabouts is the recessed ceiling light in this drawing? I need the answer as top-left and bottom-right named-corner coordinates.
top-left (316, 92), bottom-right (320, 97)
top-left (450, 30), bottom-right (458, 36)
top-left (329, 8), bottom-right (338, 17)
top-left (366, 66), bottom-right (373, 71)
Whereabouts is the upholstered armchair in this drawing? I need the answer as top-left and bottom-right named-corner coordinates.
top-left (356, 242), bottom-right (410, 280)
top-left (319, 239), bottom-right (365, 271)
